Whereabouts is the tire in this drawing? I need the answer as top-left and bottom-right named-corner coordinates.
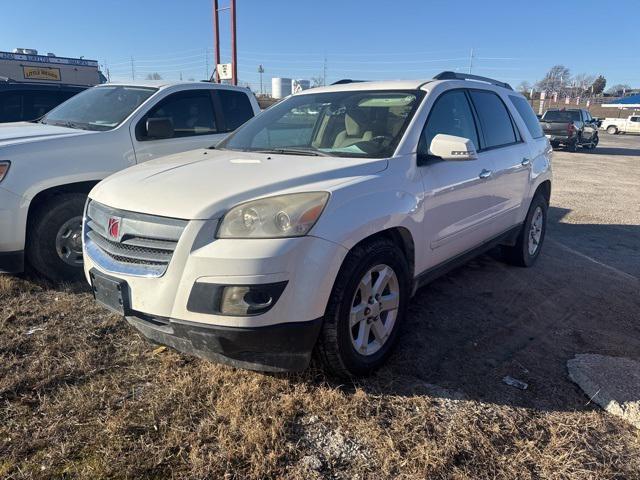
top-left (316, 237), bottom-right (410, 378)
top-left (606, 126), bottom-right (618, 135)
top-left (583, 133), bottom-right (599, 150)
top-left (566, 140), bottom-right (578, 152)
top-left (26, 193), bottom-right (87, 282)
top-left (502, 193), bottom-right (548, 267)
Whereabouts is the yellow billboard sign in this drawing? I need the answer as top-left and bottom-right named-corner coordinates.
top-left (23, 66), bottom-right (61, 81)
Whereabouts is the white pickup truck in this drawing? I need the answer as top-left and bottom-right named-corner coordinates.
top-left (601, 115), bottom-right (640, 134)
top-left (0, 81), bottom-right (259, 280)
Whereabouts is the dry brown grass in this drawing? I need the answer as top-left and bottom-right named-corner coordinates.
top-left (1, 273), bottom-right (639, 479)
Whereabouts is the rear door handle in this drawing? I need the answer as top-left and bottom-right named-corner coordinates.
top-left (479, 169), bottom-right (492, 179)
top-left (521, 157), bottom-right (531, 166)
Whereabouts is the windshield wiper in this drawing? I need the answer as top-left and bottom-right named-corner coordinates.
top-left (252, 148), bottom-right (331, 157)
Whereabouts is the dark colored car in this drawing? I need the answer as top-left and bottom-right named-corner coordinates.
top-left (0, 80), bottom-right (87, 123)
top-left (539, 108), bottom-right (599, 151)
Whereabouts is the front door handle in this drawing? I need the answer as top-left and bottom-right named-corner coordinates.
top-left (479, 169), bottom-right (492, 179)
top-left (521, 157), bottom-right (531, 166)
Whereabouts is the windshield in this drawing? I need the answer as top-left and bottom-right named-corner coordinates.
top-left (542, 110), bottom-right (581, 122)
top-left (41, 85), bottom-right (157, 131)
top-left (218, 90), bottom-right (424, 158)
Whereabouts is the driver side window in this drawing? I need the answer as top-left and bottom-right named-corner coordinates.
top-left (418, 90), bottom-right (479, 157)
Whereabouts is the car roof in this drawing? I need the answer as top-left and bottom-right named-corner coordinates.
top-left (99, 80), bottom-right (250, 91)
top-left (296, 76), bottom-right (515, 96)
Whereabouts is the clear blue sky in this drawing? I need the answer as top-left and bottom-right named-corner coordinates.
top-left (2, 0), bottom-right (639, 92)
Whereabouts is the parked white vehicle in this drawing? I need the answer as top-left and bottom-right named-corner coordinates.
top-left (0, 81), bottom-right (259, 280)
top-left (83, 72), bottom-right (552, 377)
top-left (601, 115), bottom-right (640, 134)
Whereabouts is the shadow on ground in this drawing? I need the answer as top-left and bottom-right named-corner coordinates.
top-left (320, 206), bottom-right (640, 412)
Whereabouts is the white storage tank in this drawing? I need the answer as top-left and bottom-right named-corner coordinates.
top-left (272, 77), bottom-right (292, 99)
top-left (291, 79), bottom-right (311, 93)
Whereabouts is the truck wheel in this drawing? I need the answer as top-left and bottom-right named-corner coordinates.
top-left (584, 133), bottom-right (599, 150)
top-left (316, 237), bottom-right (409, 378)
top-left (502, 193), bottom-right (548, 268)
top-left (567, 140), bottom-right (578, 152)
top-left (606, 126), bottom-right (618, 135)
top-left (27, 193), bottom-right (87, 282)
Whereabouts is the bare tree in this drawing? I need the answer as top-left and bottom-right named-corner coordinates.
top-left (606, 84), bottom-right (631, 96)
top-left (517, 81), bottom-right (532, 97)
top-left (535, 65), bottom-right (571, 95)
top-left (571, 73), bottom-right (596, 96)
top-left (145, 72), bottom-right (162, 80)
top-left (311, 76), bottom-right (324, 88)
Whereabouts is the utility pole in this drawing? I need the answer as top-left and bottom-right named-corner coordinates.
top-left (211, 0), bottom-right (237, 85)
top-left (205, 52), bottom-right (209, 80)
top-left (468, 48), bottom-right (474, 74)
top-left (258, 64), bottom-right (264, 94)
top-left (212, 0), bottom-right (221, 82)
top-left (130, 56), bottom-right (135, 80)
top-left (230, 0), bottom-right (237, 85)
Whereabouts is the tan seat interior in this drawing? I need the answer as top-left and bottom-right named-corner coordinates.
top-left (333, 110), bottom-right (373, 148)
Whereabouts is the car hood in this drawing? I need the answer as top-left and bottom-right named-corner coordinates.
top-left (90, 149), bottom-right (389, 219)
top-left (0, 122), bottom-right (93, 147)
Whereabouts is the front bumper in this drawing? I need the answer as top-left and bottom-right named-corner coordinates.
top-left (127, 313), bottom-right (322, 372)
top-left (84, 211), bottom-right (349, 371)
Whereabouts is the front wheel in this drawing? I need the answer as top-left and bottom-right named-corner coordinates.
top-left (606, 126), bottom-right (618, 135)
top-left (316, 238), bottom-right (409, 377)
top-left (26, 193), bottom-right (87, 282)
top-left (583, 133), bottom-right (599, 150)
top-left (502, 193), bottom-right (548, 267)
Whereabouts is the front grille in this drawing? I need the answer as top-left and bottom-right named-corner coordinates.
top-left (84, 200), bottom-right (188, 277)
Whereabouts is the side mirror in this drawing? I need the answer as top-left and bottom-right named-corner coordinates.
top-left (429, 134), bottom-right (478, 161)
top-left (146, 117), bottom-right (174, 139)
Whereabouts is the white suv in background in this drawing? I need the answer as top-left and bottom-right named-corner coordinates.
top-left (0, 81), bottom-right (259, 281)
top-left (83, 72), bottom-right (552, 377)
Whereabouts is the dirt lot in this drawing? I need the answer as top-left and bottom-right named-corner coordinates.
top-left (1, 134), bottom-right (639, 479)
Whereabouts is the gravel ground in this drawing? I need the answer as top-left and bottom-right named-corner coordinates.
top-left (0, 133), bottom-right (639, 479)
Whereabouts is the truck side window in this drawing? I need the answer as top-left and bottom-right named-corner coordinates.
top-left (468, 90), bottom-right (518, 148)
top-left (631, 117), bottom-right (640, 122)
top-left (141, 91), bottom-right (217, 139)
top-left (418, 90), bottom-right (479, 156)
top-left (217, 90), bottom-right (254, 132)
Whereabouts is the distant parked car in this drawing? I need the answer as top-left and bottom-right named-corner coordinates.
top-left (0, 81), bottom-right (259, 281)
top-left (539, 108), bottom-right (599, 151)
top-left (0, 80), bottom-right (86, 123)
top-left (601, 115), bottom-right (640, 134)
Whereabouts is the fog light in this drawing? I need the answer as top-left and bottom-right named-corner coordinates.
top-left (187, 281), bottom-right (288, 316)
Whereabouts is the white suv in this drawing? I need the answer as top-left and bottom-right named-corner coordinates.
top-left (83, 72), bottom-right (552, 377)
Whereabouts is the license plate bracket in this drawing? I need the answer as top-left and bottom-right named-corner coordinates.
top-left (90, 269), bottom-right (130, 316)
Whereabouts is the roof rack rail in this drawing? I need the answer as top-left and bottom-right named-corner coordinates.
top-left (331, 79), bottom-right (367, 85)
top-left (433, 71), bottom-right (512, 90)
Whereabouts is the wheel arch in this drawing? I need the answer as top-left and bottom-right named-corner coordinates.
top-left (534, 179), bottom-right (552, 205)
top-left (26, 180), bottom-right (99, 231)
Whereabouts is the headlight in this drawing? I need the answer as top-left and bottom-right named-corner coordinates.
top-left (0, 161), bottom-right (10, 183)
top-left (217, 192), bottom-right (329, 238)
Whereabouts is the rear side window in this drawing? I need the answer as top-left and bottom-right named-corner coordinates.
top-left (141, 90), bottom-right (217, 139)
top-left (217, 90), bottom-right (254, 131)
top-left (509, 95), bottom-right (544, 139)
top-left (22, 91), bottom-right (64, 121)
top-left (419, 89), bottom-right (479, 155)
top-left (469, 90), bottom-right (518, 148)
top-left (0, 92), bottom-right (22, 122)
